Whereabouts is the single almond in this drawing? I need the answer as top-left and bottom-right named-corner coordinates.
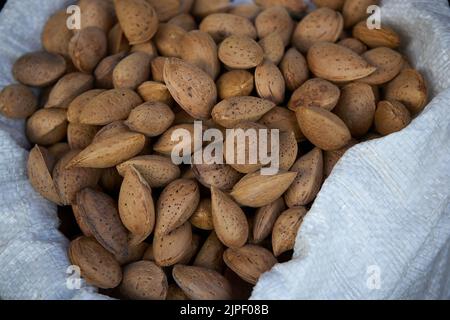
top-left (130, 41), bottom-right (158, 59)
top-left (279, 48), bottom-right (309, 92)
top-left (255, 6), bottom-right (294, 46)
top-left (112, 52), bottom-right (151, 89)
top-left (199, 13), bottom-right (257, 43)
top-left (374, 100), bottom-right (411, 136)
top-left (27, 145), bottom-right (62, 205)
top-left (125, 101), bottom-right (175, 137)
top-left (296, 105), bottom-right (351, 151)
top-left (278, 131), bottom-right (298, 170)
top-left (42, 10), bottom-right (73, 57)
top-left (342, 0), bottom-right (378, 28)
top-left (153, 123), bottom-right (205, 156)
top-left (358, 47), bottom-right (403, 85)
top-left (272, 207), bottom-right (307, 256)
top-left (76, 188), bottom-right (129, 259)
top-left (164, 58), bottom-right (217, 119)
top-left (211, 186), bottom-right (249, 248)
top-left (172, 265), bottom-right (233, 300)
top-left (353, 21), bottom-right (400, 49)
top-left (255, 60), bottom-right (285, 105)
top-left (26, 108), bottom-right (68, 146)
top-left (259, 32), bottom-right (285, 65)
top-left (119, 261), bottom-right (168, 300)
top-left (155, 179), bottom-right (200, 235)
top-left (292, 7), bottom-right (343, 53)
top-left (338, 37), bottom-right (367, 54)
top-left (153, 222), bottom-right (192, 267)
top-left (154, 23), bottom-right (187, 58)
top-left (230, 170), bottom-right (297, 208)
top-left (67, 89), bottom-right (105, 123)
top-left (45, 72), bottom-right (94, 109)
top-left (137, 81), bottom-right (175, 106)
top-left (284, 148), bottom-right (323, 207)
top-left (223, 244), bottom-right (277, 285)
top-left (307, 42), bottom-right (377, 82)
top-left (67, 123), bottom-right (99, 149)
top-left (69, 236), bottom-right (122, 289)
top-left (258, 106), bottom-right (304, 142)
top-left (253, 198), bottom-right (286, 243)
top-left (119, 166), bottom-right (155, 245)
top-left (0, 84), bottom-right (38, 119)
top-left (192, 163), bottom-right (243, 191)
top-left (216, 70), bottom-right (254, 100)
top-left (150, 56), bottom-right (169, 83)
top-left (288, 78), bottom-right (340, 112)
top-left (218, 35), bottom-right (264, 70)
top-left (189, 199), bottom-right (214, 230)
top-left (69, 26), bottom-right (108, 73)
top-left (194, 231), bottom-right (225, 272)
top-left (78, 0), bottom-right (115, 32)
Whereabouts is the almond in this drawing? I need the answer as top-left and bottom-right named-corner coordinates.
top-left (53, 150), bottom-right (100, 205)
top-left (218, 35), bottom-right (264, 70)
top-left (216, 71), bottom-right (254, 100)
top-left (189, 199), bottom-right (213, 230)
top-left (230, 170), bottom-right (297, 208)
top-left (255, 60), bottom-right (285, 105)
top-left (259, 32), bottom-right (285, 65)
top-left (119, 166), bottom-right (155, 244)
top-left (324, 139), bottom-right (358, 177)
top-left (284, 148), bottom-right (323, 207)
top-left (223, 244), bottom-right (277, 284)
top-left (78, 0), bottom-right (115, 32)
top-left (272, 207), bottom-right (307, 256)
top-left (353, 21), bottom-right (400, 49)
top-left (67, 124), bottom-right (99, 149)
top-left (45, 72), bottom-right (94, 109)
top-left (112, 52), bottom-right (151, 89)
top-left (137, 81), bottom-right (175, 106)
top-left (115, 0), bottom-right (159, 45)
top-left (172, 265), bottom-right (232, 300)
top-left (117, 155), bottom-right (181, 188)
top-left (180, 30), bottom-right (220, 79)
top-left (164, 58), bottom-right (217, 119)
top-left (288, 78), bottom-right (340, 112)
top-left (343, 0), bottom-right (378, 28)
top-left (69, 26), bottom-right (108, 73)
top-left (116, 242), bottom-right (149, 265)
top-left (211, 186), bottom-right (249, 248)
top-left (338, 37), bottom-right (367, 54)
top-left (296, 105), bottom-right (351, 151)
top-left (278, 131), bottom-right (298, 170)
top-left (67, 129), bottom-right (146, 168)
top-left (358, 47), bottom-right (403, 85)
top-left (153, 222), bottom-right (192, 266)
top-left (199, 13), bottom-right (257, 43)
top-left (374, 100), bottom-right (411, 136)
top-left (150, 56), bottom-right (168, 83)
top-left (26, 108), bottom-right (67, 146)
top-left (78, 88), bottom-right (143, 125)
top-left (120, 260), bottom-right (168, 300)
top-left (384, 69), bottom-right (428, 114)
top-left (253, 198), bottom-right (285, 243)
top-left (168, 14), bottom-right (197, 31)
top-left (154, 23), bottom-right (187, 57)
top-left (192, 0), bottom-right (230, 18)
top-left (279, 48), bottom-right (309, 92)
top-left (155, 179), bottom-right (200, 235)
top-left (67, 89), bottom-right (105, 123)
top-left (292, 8), bottom-right (343, 53)
top-left (333, 82), bottom-right (376, 136)
top-left (42, 10), bottom-right (73, 57)
top-left (212, 96), bottom-right (275, 128)
top-left (125, 101), bottom-right (175, 137)
top-left (192, 163), bottom-right (243, 191)
top-left (153, 123), bottom-right (204, 156)
top-left (13, 51), bottom-right (66, 87)
top-left (147, 0), bottom-right (181, 22)
top-left (258, 106), bottom-right (304, 142)
top-left (179, 233), bottom-right (202, 265)
top-left (130, 41), bottom-right (158, 59)
top-left (307, 42), bottom-right (377, 82)
top-left (69, 236), bottom-right (122, 289)
top-left (255, 6), bottom-right (294, 46)
top-left (0, 84), bottom-right (38, 119)
top-left (76, 188), bottom-right (129, 259)
top-left (194, 231), bottom-right (225, 272)
top-left (27, 145), bottom-right (62, 205)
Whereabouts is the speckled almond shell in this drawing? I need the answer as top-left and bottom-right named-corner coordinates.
top-left (218, 35), bottom-right (264, 70)
top-left (279, 48), bottom-right (309, 92)
top-left (193, 231), bottom-right (225, 272)
top-left (118, 166), bottom-right (155, 245)
top-left (168, 13), bottom-right (198, 31)
top-left (147, 0), bottom-right (182, 22)
top-left (53, 149), bottom-right (100, 205)
top-left (26, 108), bottom-right (68, 146)
top-left (155, 179), bottom-right (200, 236)
top-left (212, 96), bottom-right (276, 128)
top-left (230, 170), bottom-right (297, 208)
top-left (359, 47), bottom-right (403, 85)
top-left (338, 37), bottom-right (368, 54)
top-left (342, 0), bottom-right (378, 28)
top-left (125, 101), bottom-right (174, 137)
top-left (67, 123), bottom-right (99, 149)
top-left (0, 84), bottom-right (38, 119)
top-left (211, 186), bottom-right (249, 248)
top-left (253, 198), bottom-right (286, 243)
top-left (258, 106), bottom-right (304, 142)
top-left (292, 7), bottom-right (343, 53)
top-left (353, 21), bottom-right (400, 49)
top-left (112, 52), bottom-right (151, 89)
top-left (153, 222), bottom-right (192, 267)
top-left (272, 207), bottom-right (307, 256)
top-left (199, 13), bottom-right (257, 43)
top-left (41, 10), bottom-right (73, 57)
top-left (164, 58), bottom-right (217, 120)
top-left (79, 88), bottom-right (142, 125)
top-left (45, 72), bottom-right (94, 109)
top-left (223, 244), bottom-right (277, 285)
top-left (154, 23), bottom-right (187, 58)
top-left (117, 155), bottom-right (181, 188)
top-left (78, 0), bottom-right (116, 32)
top-left (284, 148), bottom-right (323, 208)
top-left (296, 105), bottom-right (351, 151)
top-left (255, 60), bottom-right (285, 105)
top-left (374, 100), bottom-right (411, 136)
top-left (255, 6), bottom-right (294, 46)
top-left (192, 163), bottom-right (243, 192)
top-left (67, 89), bottom-right (105, 123)
top-left (150, 57), bottom-right (169, 83)
top-left (67, 130), bottom-right (146, 168)
top-left (189, 199), bottom-right (213, 230)
top-left (278, 131), bottom-right (298, 170)
top-left (13, 51), bottom-right (67, 87)
top-left (259, 32), bottom-right (285, 65)
top-left (115, 0), bottom-right (159, 45)
top-left (307, 42), bottom-right (377, 82)
top-left (27, 145), bottom-right (62, 205)
top-left (288, 78), bottom-right (340, 111)
top-left (172, 265), bottom-right (233, 300)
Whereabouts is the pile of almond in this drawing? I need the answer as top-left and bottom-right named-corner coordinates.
top-left (0, 0), bottom-right (428, 300)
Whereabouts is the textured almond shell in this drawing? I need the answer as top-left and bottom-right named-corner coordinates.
top-left (137, 81), bottom-right (175, 106)
top-left (253, 198), bottom-right (286, 243)
top-left (153, 222), bottom-right (192, 267)
top-left (67, 123), bottom-right (99, 149)
top-left (216, 70), bottom-right (255, 100)
top-left (278, 131), bottom-right (298, 171)
top-left (45, 72), bottom-right (94, 109)
top-left (342, 0), bottom-right (378, 28)
top-left (255, 60), bottom-right (285, 105)
top-left (194, 231), bottom-right (225, 272)
top-left (280, 48), bottom-right (309, 92)
top-left (189, 199), bottom-right (214, 230)
top-left (112, 52), bottom-right (151, 89)
top-left (218, 35), bottom-right (264, 70)
top-left (374, 100), bottom-right (411, 136)
top-left (255, 6), bottom-right (294, 46)
top-left (67, 89), bottom-right (105, 123)
top-left (258, 106), bottom-right (304, 142)
top-left (259, 32), bottom-right (285, 65)
top-left (288, 78), bottom-right (340, 112)
top-left (26, 108), bottom-right (68, 146)
top-left (154, 23), bottom-right (187, 57)
top-left (125, 101), bottom-right (175, 137)
top-left (192, 163), bottom-right (243, 192)
top-left (272, 207), bottom-right (307, 256)
top-left (353, 21), bottom-right (400, 49)
top-left (359, 47), bottom-right (403, 85)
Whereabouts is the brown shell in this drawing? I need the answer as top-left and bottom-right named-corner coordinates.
top-left (255, 60), bottom-right (285, 105)
top-left (192, 163), bottom-right (243, 191)
top-left (112, 52), bottom-right (151, 89)
top-left (45, 72), bottom-right (94, 109)
top-left (374, 100), bottom-right (411, 136)
top-left (153, 222), bottom-right (193, 267)
top-left (216, 70), bottom-right (254, 100)
top-left (253, 198), bottom-right (286, 243)
top-left (189, 199), bottom-right (214, 230)
top-left (125, 101), bottom-right (175, 137)
top-left (193, 231), bottom-right (225, 272)
top-left (26, 108), bottom-right (68, 146)
top-left (218, 35), bottom-right (264, 70)
top-left (41, 10), bottom-right (73, 57)
top-left (67, 89), bottom-right (106, 123)
top-left (154, 23), bottom-right (187, 57)
top-left (272, 207), bottom-right (307, 256)
top-left (199, 13), bottom-right (257, 43)
top-left (288, 78), bottom-right (340, 112)
top-left (255, 6), bottom-right (294, 46)
top-left (279, 48), bottom-right (309, 92)
top-left (0, 84), bottom-right (37, 119)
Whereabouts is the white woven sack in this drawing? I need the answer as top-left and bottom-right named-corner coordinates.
top-left (0, 0), bottom-right (449, 300)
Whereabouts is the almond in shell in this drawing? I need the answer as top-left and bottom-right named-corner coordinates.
top-left (192, 163), bottom-right (243, 191)
top-left (193, 231), bottom-right (225, 272)
top-left (230, 170), bottom-right (297, 208)
top-left (153, 123), bottom-right (204, 156)
top-left (223, 244), bottom-right (277, 285)
top-left (130, 41), bottom-right (158, 59)
top-left (278, 131), bottom-right (298, 170)
top-left (359, 47), bottom-right (403, 85)
top-left (272, 207), bottom-right (307, 256)
top-left (199, 13), bottom-right (257, 43)
top-left (189, 199), bottom-right (213, 230)
top-left (374, 100), bottom-right (411, 136)
top-left (279, 48), bottom-right (309, 92)
top-left (258, 106), bottom-right (304, 142)
top-left (42, 10), bottom-right (73, 57)
top-left (216, 70), bottom-right (254, 100)
top-left (172, 265), bottom-right (232, 300)
top-left (150, 56), bottom-right (169, 83)
top-left (168, 14), bottom-right (198, 31)
top-left (67, 89), bottom-right (105, 123)
top-left (337, 37), bottom-right (367, 54)
top-left (343, 0), bottom-right (379, 28)
top-left (259, 32), bottom-right (285, 65)
top-left (112, 52), bottom-right (151, 89)
top-left (45, 72), bottom-right (94, 109)
top-left (108, 23), bottom-right (130, 54)
top-left (78, 0), bottom-right (115, 32)
top-left (0, 84), bottom-right (38, 119)
top-left (255, 6), bottom-right (294, 46)
top-left (353, 21), bottom-right (400, 49)
top-left (125, 101), bottom-right (175, 137)
top-left (137, 81), bottom-right (175, 106)
top-left (253, 197), bottom-right (285, 243)
top-left (284, 148), bottom-right (323, 207)
top-left (255, 60), bottom-right (285, 105)
top-left (146, 0), bottom-right (181, 22)
top-left (153, 221), bottom-right (192, 266)
top-left (218, 35), bottom-right (264, 70)
top-left (288, 78), bottom-right (340, 112)
top-left (154, 23), bottom-right (187, 57)
top-left (26, 108), bottom-right (68, 146)
top-left (67, 124), bottom-right (99, 149)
